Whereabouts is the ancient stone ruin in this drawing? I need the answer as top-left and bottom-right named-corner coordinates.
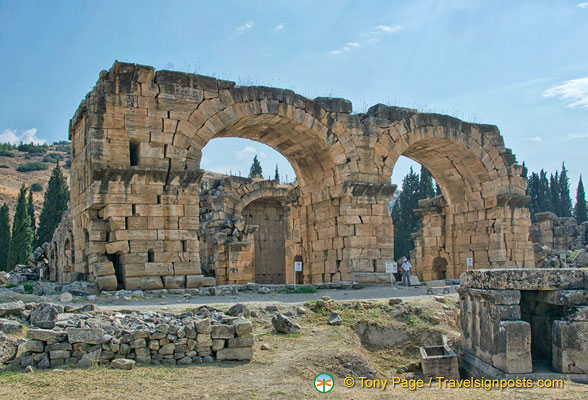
top-left (458, 268), bottom-right (588, 380)
top-left (56, 61), bottom-right (531, 291)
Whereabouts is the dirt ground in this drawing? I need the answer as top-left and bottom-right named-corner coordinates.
top-left (1, 295), bottom-right (587, 400)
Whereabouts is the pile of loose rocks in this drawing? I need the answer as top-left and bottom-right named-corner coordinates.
top-left (5, 302), bottom-right (254, 369)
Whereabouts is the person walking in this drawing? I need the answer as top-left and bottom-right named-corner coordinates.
top-left (401, 257), bottom-right (412, 287)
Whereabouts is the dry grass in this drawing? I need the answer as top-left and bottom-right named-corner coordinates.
top-left (1, 298), bottom-right (587, 399)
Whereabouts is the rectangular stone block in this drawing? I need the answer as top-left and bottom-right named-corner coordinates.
top-left (491, 320), bottom-right (532, 374)
top-left (215, 347), bottom-right (253, 361)
top-left (553, 321), bottom-right (588, 373)
top-left (163, 275), bottom-right (185, 289)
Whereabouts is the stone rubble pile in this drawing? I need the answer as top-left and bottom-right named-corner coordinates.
top-left (4, 303), bottom-right (254, 369)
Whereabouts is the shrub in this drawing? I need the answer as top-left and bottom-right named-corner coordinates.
top-left (16, 162), bottom-right (49, 172)
top-left (64, 158), bottom-right (71, 169)
top-left (54, 144), bottom-right (71, 154)
top-left (0, 150), bottom-right (14, 157)
top-left (17, 143), bottom-right (48, 154)
top-left (42, 153), bottom-right (64, 164)
top-left (0, 143), bottom-right (16, 151)
top-left (0, 164), bottom-right (9, 169)
top-left (293, 285), bottom-right (318, 294)
top-left (31, 183), bottom-right (43, 192)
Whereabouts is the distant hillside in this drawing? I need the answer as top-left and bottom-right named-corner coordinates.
top-left (0, 142), bottom-right (71, 221)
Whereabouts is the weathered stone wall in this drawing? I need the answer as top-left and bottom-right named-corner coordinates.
top-left (68, 61), bottom-right (531, 288)
top-left (459, 269), bottom-right (588, 376)
top-left (13, 304), bottom-right (253, 369)
top-left (530, 212), bottom-right (588, 251)
top-left (413, 191), bottom-right (533, 280)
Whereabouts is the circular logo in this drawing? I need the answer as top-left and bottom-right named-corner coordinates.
top-left (314, 373), bottom-right (334, 393)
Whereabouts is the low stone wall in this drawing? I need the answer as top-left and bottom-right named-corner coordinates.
top-left (12, 304), bottom-right (254, 369)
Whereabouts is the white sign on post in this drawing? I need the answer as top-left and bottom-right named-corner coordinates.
top-left (294, 261), bottom-right (303, 272)
top-left (385, 261), bottom-right (397, 286)
top-left (385, 261), bottom-right (397, 274)
top-left (466, 257), bottom-right (474, 269)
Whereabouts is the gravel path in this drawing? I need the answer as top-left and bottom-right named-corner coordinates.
top-left (95, 283), bottom-right (459, 311)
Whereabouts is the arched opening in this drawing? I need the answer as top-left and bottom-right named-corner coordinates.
top-left (200, 138), bottom-right (294, 285)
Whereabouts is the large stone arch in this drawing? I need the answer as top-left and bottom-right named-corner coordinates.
top-left (67, 62), bottom-right (532, 290)
top-left (364, 105), bottom-right (532, 278)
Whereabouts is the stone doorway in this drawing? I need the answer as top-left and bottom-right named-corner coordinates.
top-left (519, 290), bottom-right (566, 372)
top-left (244, 197), bottom-right (286, 284)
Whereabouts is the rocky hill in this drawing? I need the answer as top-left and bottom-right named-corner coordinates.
top-left (0, 142), bottom-right (71, 220)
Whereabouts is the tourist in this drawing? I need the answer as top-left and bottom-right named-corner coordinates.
top-left (401, 258), bottom-right (412, 287)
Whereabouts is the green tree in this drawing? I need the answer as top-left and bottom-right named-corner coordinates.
top-left (550, 172), bottom-right (560, 215)
top-left (36, 163), bottom-right (69, 246)
top-left (392, 167), bottom-right (421, 260)
top-left (27, 187), bottom-right (36, 235)
top-left (274, 164), bottom-right (279, 182)
top-left (559, 162), bottom-right (572, 217)
top-left (521, 162), bottom-right (529, 196)
top-left (574, 175), bottom-right (587, 223)
top-left (0, 204), bottom-right (10, 271)
top-left (248, 155), bottom-right (263, 179)
top-left (7, 185), bottom-right (33, 269)
top-left (418, 166), bottom-right (435, 199)
top-left (528, 172), bottom-right (540, 221)
top-left (538, 170), bottom-right (552, 214)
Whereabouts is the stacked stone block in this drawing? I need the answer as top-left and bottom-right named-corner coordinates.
top-left (16, 309), bottom-right (254, 369)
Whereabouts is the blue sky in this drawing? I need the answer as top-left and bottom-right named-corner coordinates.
top-left (0, 0), bottom-right (587, 192)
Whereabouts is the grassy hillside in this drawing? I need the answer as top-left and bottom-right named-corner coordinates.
top-left (0, 142), bottom-right (71, 221)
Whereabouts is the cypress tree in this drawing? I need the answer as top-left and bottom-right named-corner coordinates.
top-left (0, 204), bottom-right (10, 271)
top-left (7, 185), bottom-right (33, 269)
top-left (36, 163), bottom-right (69, 246)
top-left (274, 164), bottom-right (279, 182)
top-left (27, 188), bottom-right (35, 236)
top-left (248, 155), bottom-right (263, 179)
top-left (539, 170), bottom-right (552, 213)
top-left (528, 172), bottom-right (540, 221)
top-left (559, 162), bottom-right (572, 217)
top-left (418, 166), bottom-right (435, 199)
top-left (574, 175), bottom-right (587, 223)
top-left (392, 167), bottom-right (421, 260)
top-left (550, 172), bottom-right (560, 215)
top-left (521, 162), bottom-right (529, 196)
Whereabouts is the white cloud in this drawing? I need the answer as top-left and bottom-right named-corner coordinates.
top-left (327, 24), bottom-right (402, 55)
top-left (0, 128), bottom-right (45, 145)
top-left (577, 2), bottom-right (588, 9)
top-left (568, 132), bottom-right (588, 139)
top-left (233, 20), bottom-right (254, 37)
top-left (529, 136), bottom-right (543, 142)
top-left (273, 24), bottom-right (285, 32)
top-left (543, 77), bottom-right (588, 109)
top-left (234, 145), bottom-right (257, 160)
top-left (370, 24), bottom-right (402, 34)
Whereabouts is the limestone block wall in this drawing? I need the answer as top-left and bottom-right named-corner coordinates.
top-left (68, 61), bottom-right (532, 288)
top-left (530, 212), bottom-right (588, 251)
top-left (459, 269), bottom-right (588, 376)
top-left (412, 193), bottom-right (533, 280)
